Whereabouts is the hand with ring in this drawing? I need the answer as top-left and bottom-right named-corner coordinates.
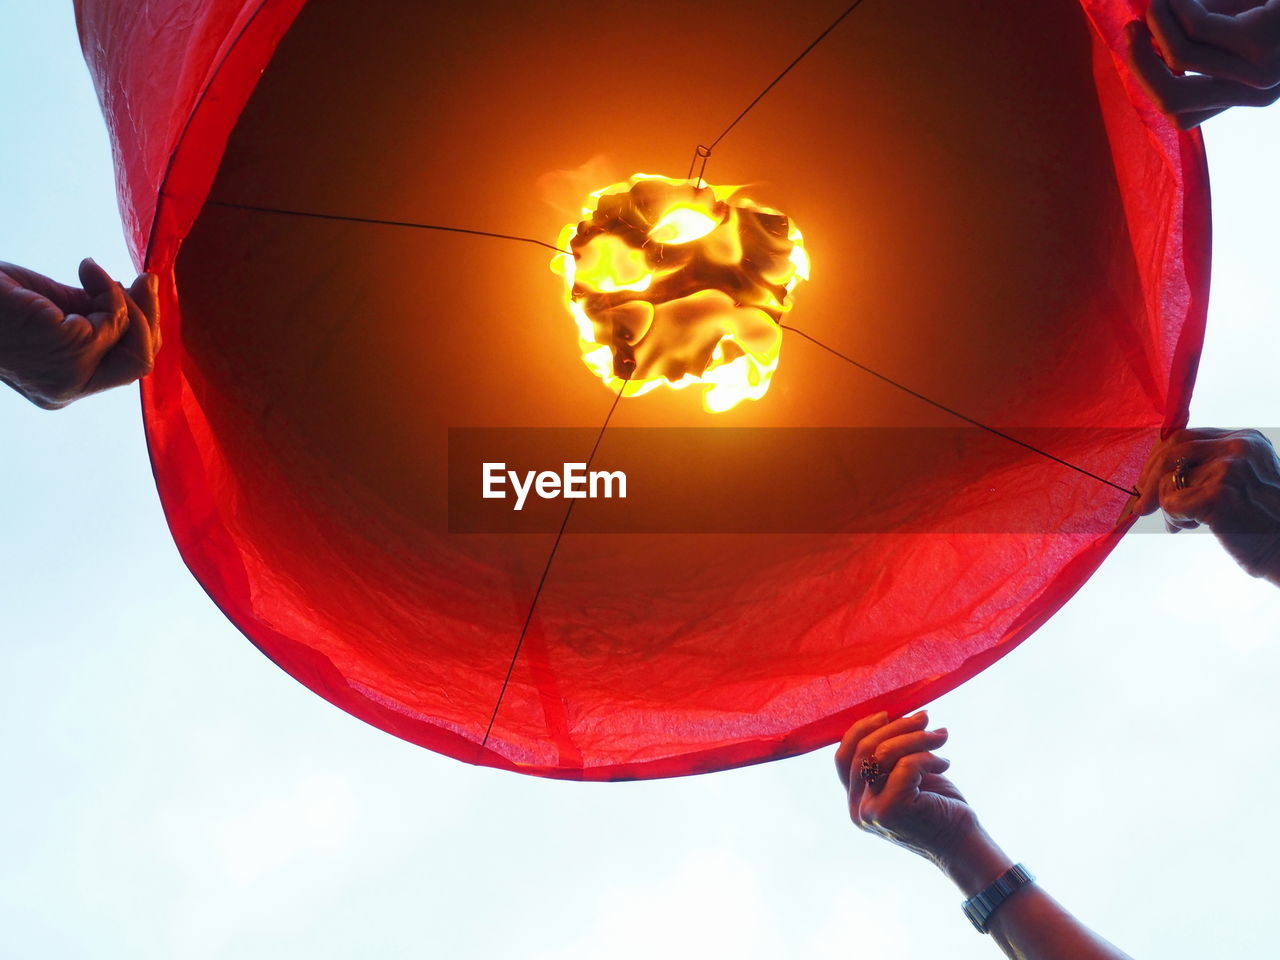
top-left (834, 714), bottom-right (1137, 959)
top-left (834, 710), bottom-right (975, 868)
top-left (1131, 428), bottom-right (1280, 585)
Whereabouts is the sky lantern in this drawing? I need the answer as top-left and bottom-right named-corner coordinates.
top-left (75, 0), bottom-right (1209, 779)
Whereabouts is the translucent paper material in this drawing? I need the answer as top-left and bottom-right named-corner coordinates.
top-left (77, 0), bottom-right (1209, 779)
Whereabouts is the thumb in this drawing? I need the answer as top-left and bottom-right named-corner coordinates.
top-left (74, 259), bottom-right (129, 346)
top-left (78, 257), bottom-right (114, 298)
top-left (128, 272), bottom-right (163, 352)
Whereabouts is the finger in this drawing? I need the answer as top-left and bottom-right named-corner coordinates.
top-left (1137, 435), bottom-right (1192, 517)
top-left (78, 257), bottom-right (115, 303)
top-left (1161, 459), bottom-right (1276, 535)
top-left (1135, 431), bottom-right (1183, 517)
top-left (1134, 430), bottom-right (1256, 516)
top-left (87, 289), bottom-right (158, 395)
top-left (0, 261), bottom-right (93, 315)
top-left (1137, 436), bottom-right (1245, 516)
top-left (1165, 71), bottom-right (1280, 113)
top-left (75, 260), bottom-right (132, 347)
top-left (857, 710), bottom-right (928, 757)
top-left (0, 274), bottom-right (61, 320)
top-left (1130, 18), bottom-right (1188, 112)
top-left (1162, 496), bottom-right (1208, 535)
top-left (1176, 105), bottom-right (1231, 126)
top-left (853, 711), bottom-right (930, 792)
top-left (129, 272), bottom-right (162, 354)
top-left (1153, 0), bottom-right (1280, 88)
top-left (1159, 457), bottom-right (1236, 529)
top-left (147, 274), bottom-right (161, 349)
top-left (1155, 438), bottom-right (1276, 532)
top-left (1170, 0), bottom-right (1280, 68)
top-left (872, 727), bottom-right (949, 773)
top-left (1159, 459), bottom-right (1202, 531)
top-left (1165, 514), bottom-right (1201, 532)
top-left (1135, 449), bottom-right (1169, 517)
top-left (1159, 434), bottom-right (1270, 477)
top-left (87, 282), bottom-right (130, 345)
top-left (1129, 20), bottom-right (1280, 114)
top-left (1165, 428), bottom-right (1241, 443)
top-left (836, 710), bottom-right (888, 790)
top-left (879, 751), bottom-right (952, 806)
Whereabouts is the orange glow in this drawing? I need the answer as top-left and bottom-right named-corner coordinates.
top-left (648, 205), bottom-right (721, 245)
top-left (552, 174), bottom-right (809, 413)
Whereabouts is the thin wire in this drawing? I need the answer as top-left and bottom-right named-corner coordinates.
top-left (686, 145), bottom-right (712, 189)
top-left (478, 368), bottom-right (634, 754)
top-left (208, 200), bottom-right (569, 254)
top-left (688, 0), bottom-right (870, 184)
top-left (709, 0), bottom-right (869, 151)
top-left (780, 323), bottom-right (1140, 498)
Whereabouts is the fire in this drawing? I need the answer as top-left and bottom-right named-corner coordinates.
top-left (551, 174), bottom-right (809, 413)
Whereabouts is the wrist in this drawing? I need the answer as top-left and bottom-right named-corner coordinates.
top-left (930, 824), bottom-right (1014, 898)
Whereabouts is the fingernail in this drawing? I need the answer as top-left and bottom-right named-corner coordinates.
top-left (934, 727), bottom-right (948, 736)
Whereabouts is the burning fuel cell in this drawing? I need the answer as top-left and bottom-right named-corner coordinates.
top-left (552, 174), bottom-right (810, 413)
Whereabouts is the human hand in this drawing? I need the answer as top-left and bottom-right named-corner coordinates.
top-left (1128, 1), bottom-right (1280, 128)
top-left (1132, 428), bottom-right (1280, 582)
top-left (835, 711), bottom-right (1017, 897)
top-left (0, 258), bottom-right (161, 409)
top-left (835, 711), bottom-right (973, 864)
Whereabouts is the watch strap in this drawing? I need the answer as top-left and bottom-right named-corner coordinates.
top-left (961, 863), bottom-right (1035, 933)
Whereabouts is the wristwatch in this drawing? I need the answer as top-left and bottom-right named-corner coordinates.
top-left (961, 863), bottom-right (1036, 933)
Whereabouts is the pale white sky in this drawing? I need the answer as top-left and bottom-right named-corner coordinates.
top-left (1, 4), bottom-right (1278, 958)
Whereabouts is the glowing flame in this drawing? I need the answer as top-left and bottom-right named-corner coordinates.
top-left (648, 205), bottom-right (721, 245)
top-left (551, 173), bottom-right (809, 413)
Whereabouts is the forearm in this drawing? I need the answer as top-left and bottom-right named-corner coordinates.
top-left (934, 827), bottom-right (1133, 960)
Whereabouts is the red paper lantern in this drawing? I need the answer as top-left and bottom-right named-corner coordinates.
top-left (75, 0), bottom-right (1209, 779)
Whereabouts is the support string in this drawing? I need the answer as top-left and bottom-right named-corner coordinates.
top-left (688, 0), bottom-right (870, 185)
top-left (208, 200), bottom-right (569, 254)
top-left (686, 145), bottom-right (712, 188)
top-left (780, 323), bottom-right (1140, 497)
top-left (478, 368), bottom-right (634, 754)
